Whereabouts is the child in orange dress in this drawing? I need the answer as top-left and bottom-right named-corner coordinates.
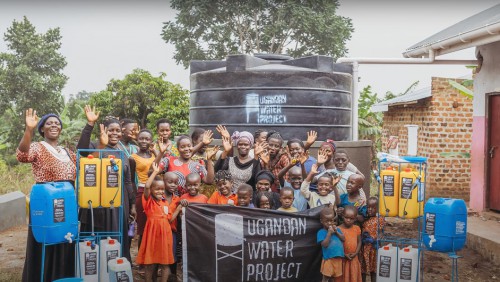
top-left (208, 170), bottom-right (238, 205)
top-left (164, 171), bottom-right (182, 280)
top-left (361, 197), bottom-right (385, 282)
top-left (339, 206), bottom-right (362, 282)
top-left (137, 163), bottom-right (183, 282)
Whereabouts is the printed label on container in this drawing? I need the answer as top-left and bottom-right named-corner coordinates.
top-left (107, 165), bottom-right (119, 187)
top-left (84, 164), bottom-right (97, 187)
top-left (107, 250), bottom-right (119, 272)
top-left (456, 221), bottom-right (466, 234)
top-left (85, 251), bottom-right (97, 275)
top-left (383, 175), bottom-right (395, 196)
top-left (379, 255), bottom-right (391, 278)
top-left (116, 271), bottom-right (130, 282)
top-left (399, 258), bottom-right (412, 280)
top-left (53, 198), bottom-right (65, 223)
top-left (401, 178), bottom-right (414, 199)
top-left (425, 213), bottom-right (436, 235)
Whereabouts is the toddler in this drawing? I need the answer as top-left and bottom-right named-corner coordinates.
top-left (339, 206), bottom-right (362, 282)
top-left (277, 186), bottom-right (297, 213)
top-left (361, 197), bottom-right (385, 282)
top-left (237, 184), bottom-right (254, 207)
top-left (317, 207), bottom-right (345, 282)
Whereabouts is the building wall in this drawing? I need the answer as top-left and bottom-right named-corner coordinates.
top-left (381, 77), bottom-right (473, 201)
top-left (470, 41), bottom-right (500, 211)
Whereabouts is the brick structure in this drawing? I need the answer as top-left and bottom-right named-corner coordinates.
top-left (380, 77), bottom-right (473, 201)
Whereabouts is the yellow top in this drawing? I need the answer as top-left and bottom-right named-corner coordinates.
top-left (131, 154), bottom-right (155, 184)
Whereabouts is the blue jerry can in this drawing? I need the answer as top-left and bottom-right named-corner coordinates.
top-left (423, 198), bottom-right (467, 252)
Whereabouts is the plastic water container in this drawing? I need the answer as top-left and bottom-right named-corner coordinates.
top-left (77, 241), bottom-right (99, 282)
top-left (100, 237), bottom-right (122, 282)
top-left (379, 166), bottom-right (399, 217)
top-left (377, 244), bottom-right (397, 282)
top-left (79, 155), bottom-right (101, 208)
top-left (423, 198), bottom-right (467, 252)
top-left (101, 155), bottom-right (122, 208)
top-left (399, 167), bottom-right (424, 219)
top-left (108, 257), bottom-right (133, 282)
top-left (30, 182), bottom-right (78, 244)
top-left (398, 246), bottom-right (419, 281)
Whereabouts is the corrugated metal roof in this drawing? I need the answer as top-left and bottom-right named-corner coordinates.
top-left (405, 4), bottom-right (500, 53)
top-left (371, 86), bottom-right (432, 112)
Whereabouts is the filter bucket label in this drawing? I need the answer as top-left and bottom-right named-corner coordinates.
top-left (401, 178), bottom-right (413, 199)
top-left (383, 175), bottom-right (395, 196)
top-left (456, 221), bottom-right (466, 234)
top-left (107, 165), bottom-right (119, 187)
top-left (84, 164), bottom-right (97, 187)
top-left (107, 250), bottom-right (119, 272)
top-left (116, 271), bottom-right (130, 282)
top-left (425, 213), bottom-right (436, 235)
top-left (399, 258), bottom-right (412, 280)
top-left (85, 251), bottom-right (97, 275)
top-left (379, 255), bottom-right (391, 277)
top-left (53, 198), bottom-right (65, 223)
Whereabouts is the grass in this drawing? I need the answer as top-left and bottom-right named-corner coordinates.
top-left (0, 163), bottom-right (34, 196)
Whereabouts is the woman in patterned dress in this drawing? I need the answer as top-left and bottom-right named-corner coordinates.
top-left (17, 109), bottom-right (77, 282)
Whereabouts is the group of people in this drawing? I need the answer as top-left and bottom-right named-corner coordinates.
top-left (17, 105), bottom-right (384, 282)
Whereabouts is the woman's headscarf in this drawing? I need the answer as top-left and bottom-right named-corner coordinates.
top-left (231, 131), bottom-right (254, 146)
top-left (255, 170), bottom-right (275, 183)
top-left (37, 113), bottom-right (63, 137)
top-left (321, 139), bottom-right (336, 152)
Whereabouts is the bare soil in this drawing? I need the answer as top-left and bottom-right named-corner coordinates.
top-left (1, 217), bottom-right (499, 281)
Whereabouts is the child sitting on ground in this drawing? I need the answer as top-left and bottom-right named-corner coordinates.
top-left (337, 174), bottom-right (367, 223)
top-left (277, 186), bottom-right (297, 213)
top-left (361, 197), bottom-right (385, 282)
top-left (137, 163), bottom-right (184, 282)
top-left (236, 184), bottom-right (254, 207)
top-left (255, 191), bottom-right (274, 209)
top-left (180, 173), bottom-right (208, 204)
top-left (339, 206), bottom-right (362, 282)
top-left (301, 164), bottom-right (340, 208)
top-left (317, 207), bottom-right (345, 282)
top-left (208, 170), bottom-right (237, 205)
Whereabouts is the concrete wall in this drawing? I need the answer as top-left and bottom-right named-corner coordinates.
top-left (0, 191), bottom-right (26, 232)
top-left (470, 41), bottom-right (500, 211)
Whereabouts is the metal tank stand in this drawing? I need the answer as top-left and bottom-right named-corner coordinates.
top-left (448, 252), bottom-right (461, 282)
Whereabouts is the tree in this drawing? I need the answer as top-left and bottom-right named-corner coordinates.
top-left (0, 17), bottom-right (67, 148)
top-left (162, 0), bottom-right (354, 68)
top-left (89, 69), bottom-right (190, 136)
top-left (358, 86), bottom-right (382, 160)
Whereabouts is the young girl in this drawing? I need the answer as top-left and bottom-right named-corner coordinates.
top-left (208, 170), bottom-right (238, 205)
top-left (164, 171), bottom-right (181, 280)
top-left (255, 191), bottom-right (274, 209)
top-left (318, 207), bottom-right (345, 282)
top-left (361, 197), bottom-right (385, 282)
top-left (253, 170), bottom-right (281, 209)
top-left (339, 206), bottom-right (362, 282)
top-left (137, 163), bottom-right (183, 282)
top-left (301, 164), bottom-right (340, 208)
top-left (338, 174), bottom-right (367, 222)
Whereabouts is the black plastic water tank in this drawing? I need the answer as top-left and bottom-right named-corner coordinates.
top-left (189, 54), bottom-right (353, 141)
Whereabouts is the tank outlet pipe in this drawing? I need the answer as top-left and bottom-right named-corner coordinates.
top-left (336, 49), bottom-right (477, 141)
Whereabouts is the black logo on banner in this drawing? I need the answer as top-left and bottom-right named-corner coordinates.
top-left (85, 251), bottom-right (97, 275)
top-left (401, 177), bottom-right (414, 199)
top-left (425, 213), bottom-right (436, 235)
top-left (379, 255), bottom-right (391, 278)
top-left (107, 165), bottom-right (119, 187)
top-left (53, 198), bottom-right (65, 223)
top-left (400, 258), bottom-right (412, 280)
top-left (84, 164), bottom-right (97, 187)
top-left (383, 175), bottom-right (395, 196)
top-left (184, 205), bottom-right (323, 282)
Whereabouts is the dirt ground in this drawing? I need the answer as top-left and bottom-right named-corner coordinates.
top-left (1, 217), bottom-right (499, 282)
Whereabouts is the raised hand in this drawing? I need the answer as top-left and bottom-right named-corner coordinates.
top-left (202, 130), bottom-right (214, 145)
top-left (158, 137), bottom-right (172, 154)
top-left (310, 163), bottom-right (319, 175)
top-left (306, 130), bottom-right (318, 145)
top-left (222, 136), bottom-right (233, 153)
top-left (332, 174), bottom-right (341, 186)
top-left (285, 146), bottom-right (297, 164)
top-left (317, 149), bottom-right (328, 165)
top-left (206, 145), bottom-right (220, 160)
top-left (84, 105), bottom-right (100, 125)
top-left (299, 150), bottom-right (309, 164)
top-left (254, 141), bottom-right (268, 157)
top-left (25, 108), bottom-right (39, 130)
top-left (151, 162), bottom-right (160, 173)
top-left (260, 150), bottom-right (270, 165)
top-left (216, 125), bottom-right (230, 139)
top-left (99, 124), bottom-right (108, 146)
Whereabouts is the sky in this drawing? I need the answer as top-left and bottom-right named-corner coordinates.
top-left (0, 0), bottom-right (499, 100)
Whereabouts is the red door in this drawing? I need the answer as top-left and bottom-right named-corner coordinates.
top-left (489, 94), bottom-right (500, 211)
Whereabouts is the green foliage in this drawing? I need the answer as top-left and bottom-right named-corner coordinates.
top-left (162, 0), bottom-right (354, 68)
top-left (89, 69), bottom-right (190, 136)
top-left (0, 163), bottom-right (34, 195)
top-left (384, 81), bottom-right (419, 101)
top-left (0, 17), bottom-right (67, 149)
top-left (448, 80), bottom-right (473, 99)
top-left (358, 86), bottom-right (382, 158)
top-left (57, 104), bottom-right (87, 151)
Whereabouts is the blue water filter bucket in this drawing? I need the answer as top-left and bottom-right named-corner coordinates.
top-left (423, 198), bottom-right (467, 252)
top-left (30, 182), bottom-right (78, 244)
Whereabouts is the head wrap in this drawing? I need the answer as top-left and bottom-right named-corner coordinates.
top-left (321, 139), bottom-right (336, 152)
top-left (255, 170), bottom-right (275, 183)
top-left (37, 113), bottom-right (63, 137)
top-left (231, 131), bottom-right (254, 146)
